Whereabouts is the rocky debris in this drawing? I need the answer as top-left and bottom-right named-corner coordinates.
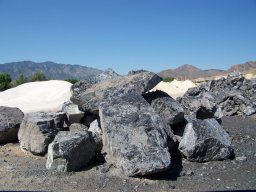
top-left (179, 89), bottom-right (222, 120)
top-left (99, 89), bottom-right (171, 176)
top-left (178, 118), bottom-right (233, 162)
top-left (71, 71), bottom-right (162, 114)
top-left (198, 72), bottom-right (256, 116)
top-left (61, 101), bottom-right (84, 125)
top-left (46, 130), bottom-right (96, 172)
top-left (18, 112), bottom-right (66, 155)
top-left (128, 69), bottom-right (148, 75)
top-left (89, 119), bottom-right (102, 152)
top-left (0, 106), bottom-right (24, 143)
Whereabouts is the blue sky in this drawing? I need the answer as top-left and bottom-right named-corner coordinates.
top-left (0, 0), bottom-right (255, 74)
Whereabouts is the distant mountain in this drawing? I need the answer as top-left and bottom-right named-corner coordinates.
top-left (227, 61), bottom-right (256, 73)
top-left (158, 61), bottom-right (256, 80)
top-left (0, 61), bottom-right (103, 80)
top-left (158, 64), bottom-right (223, 80)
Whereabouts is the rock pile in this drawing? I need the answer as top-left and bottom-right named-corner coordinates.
top-left (18, 112), bottom-right (66, 155)
top-left (197, 72), bottom-right (256, 116)
top-left (0, 70), bottom-right (237, 178)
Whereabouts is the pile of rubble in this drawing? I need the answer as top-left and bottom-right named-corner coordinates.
top-left (0, 70), bottom-right (237, 177)
top-left (198, 72), bottom-right (256, 116)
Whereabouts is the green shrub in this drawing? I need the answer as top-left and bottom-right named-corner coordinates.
top-left (64, 78), bottom-right (79, 84)
top-left (15, 74), bottom-right (28, 86)
top-left (162, 77), bottom-right (175, 82)
top-left (0, 73), bottom-right (12, 91)
top-left (30, 72), bottom-right (48, 82)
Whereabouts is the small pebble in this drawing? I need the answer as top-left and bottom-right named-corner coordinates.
top-left (235, 155), bottom-right (247, 162)
top-left (134, 185), bottom-right (139, 191)
top-left (186, 170), bottom-right (194, 176)
top-left (217, 178), bottom-right (221, 181)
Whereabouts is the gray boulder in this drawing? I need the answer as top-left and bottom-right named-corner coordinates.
top-left (71, 71), bottom-right (162, 114)
top-left (0, 106), bottom-right (24, 143)
top-left (88, 119), bottom-right (102, 152)
top-left (61, 101), bottom-right (84, 125)
top-left (69, 123), bottom-right (88, 132)
top-left (46, 130), bottom-right (96, 172)
top-left (18, 112), bottom-right (66, 155)
top-left (178, 118), bottom-right (233, 162)
top-left (99, 89), bottom-right (171, 177)
top-left (227, 71), bottom-right (244, 86)
top-left (180, 90), bottom-right (222, 120)
top-left (70, 69), bottom-right (119, 104)
top-left (143, 90), bottom-right (183, 149)
top-left (144, 90), bottom-right (184, 125)
top-left (94, 68), bottom-right (119, 83)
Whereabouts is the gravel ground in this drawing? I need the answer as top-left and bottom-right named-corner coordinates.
top-left (0, 116), bottom-right (255, 192)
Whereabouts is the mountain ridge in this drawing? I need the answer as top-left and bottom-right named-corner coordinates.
top-left (158, 61), bottom-right (256, 80)
top-left (0, 61), bottom-right (103, 80)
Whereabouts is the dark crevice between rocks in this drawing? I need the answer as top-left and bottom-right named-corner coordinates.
top-left (196, 107), bottom-right (215, 119)
top-left (80, 112), bottom-right (99, 127)
top-left (171, 120), bottom-right (188, 138)
top-left (143, 90), bottom-right (171, 104)
top-left (144, 147), bottom-right (183, 181)
top-left (78, 153), bottom-right (106, 172)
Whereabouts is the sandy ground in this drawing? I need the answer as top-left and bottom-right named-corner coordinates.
top-left (0, 80), bottom-right (72, 113)
top-left (150, 80), bottom-right (197, 99)
top-left (0, 115), bottom-right (255, 192)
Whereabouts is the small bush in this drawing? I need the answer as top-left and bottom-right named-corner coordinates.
top-left (0, 73), bottom-right (12, 91)
top-left (162, 77), bottom-right (175, 82)
top-left (15, 74), bottom-right (28, 86)
top-left (64, 78), bottom-right (79, 84)
top-left (30, 72), bottom-right (48, 82)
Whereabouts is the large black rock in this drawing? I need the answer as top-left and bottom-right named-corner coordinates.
top-left (0, 106), bottom-right (24, 143)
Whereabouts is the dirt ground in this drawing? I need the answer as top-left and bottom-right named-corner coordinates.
top-left (0, 116), bottom-right (255, 192)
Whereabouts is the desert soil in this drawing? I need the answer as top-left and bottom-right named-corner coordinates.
top-left (0, 116), bottom-right (255, 192)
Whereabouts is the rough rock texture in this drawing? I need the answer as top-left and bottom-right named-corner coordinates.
top-left (178, 118), bottom-right (233, 162)
top-left (99, 89), bottom-right (171, 176)
top-left (144, 90), bottom-right (184, 125)
top-left (69, 123), bottom-right (88, 132)
top-left (143, 90), bottom-right (182, 149)
top-left (199, 72), bottom-right (256, 116)
top-left (18, 112), bottom-right (66, 155)
top-left (71, 71), bottom-right (162, 114)
top-left (46, 130), bottom-right (96, 172)
top-left (179, 88), bottom-right (223, 120)
top-left (88, 119), bottom-right (102, 152)
top-left (0, 106), bottom-right (24, 143)
top-left (61, 101), bottom-right (84, 125)
top-left (94, 68), bottom-right (119, 83)
top-left (70, 69), bottom-right (119, 106)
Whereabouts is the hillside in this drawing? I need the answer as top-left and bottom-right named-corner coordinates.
top-left (158, 61), bottom-right (256, 80)
top-left (158, 64), bottom-right (223, 80)
top-left (0, 61), bottom-right (103, 80)
top-left (227, 61), bottom-right (256, 74)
